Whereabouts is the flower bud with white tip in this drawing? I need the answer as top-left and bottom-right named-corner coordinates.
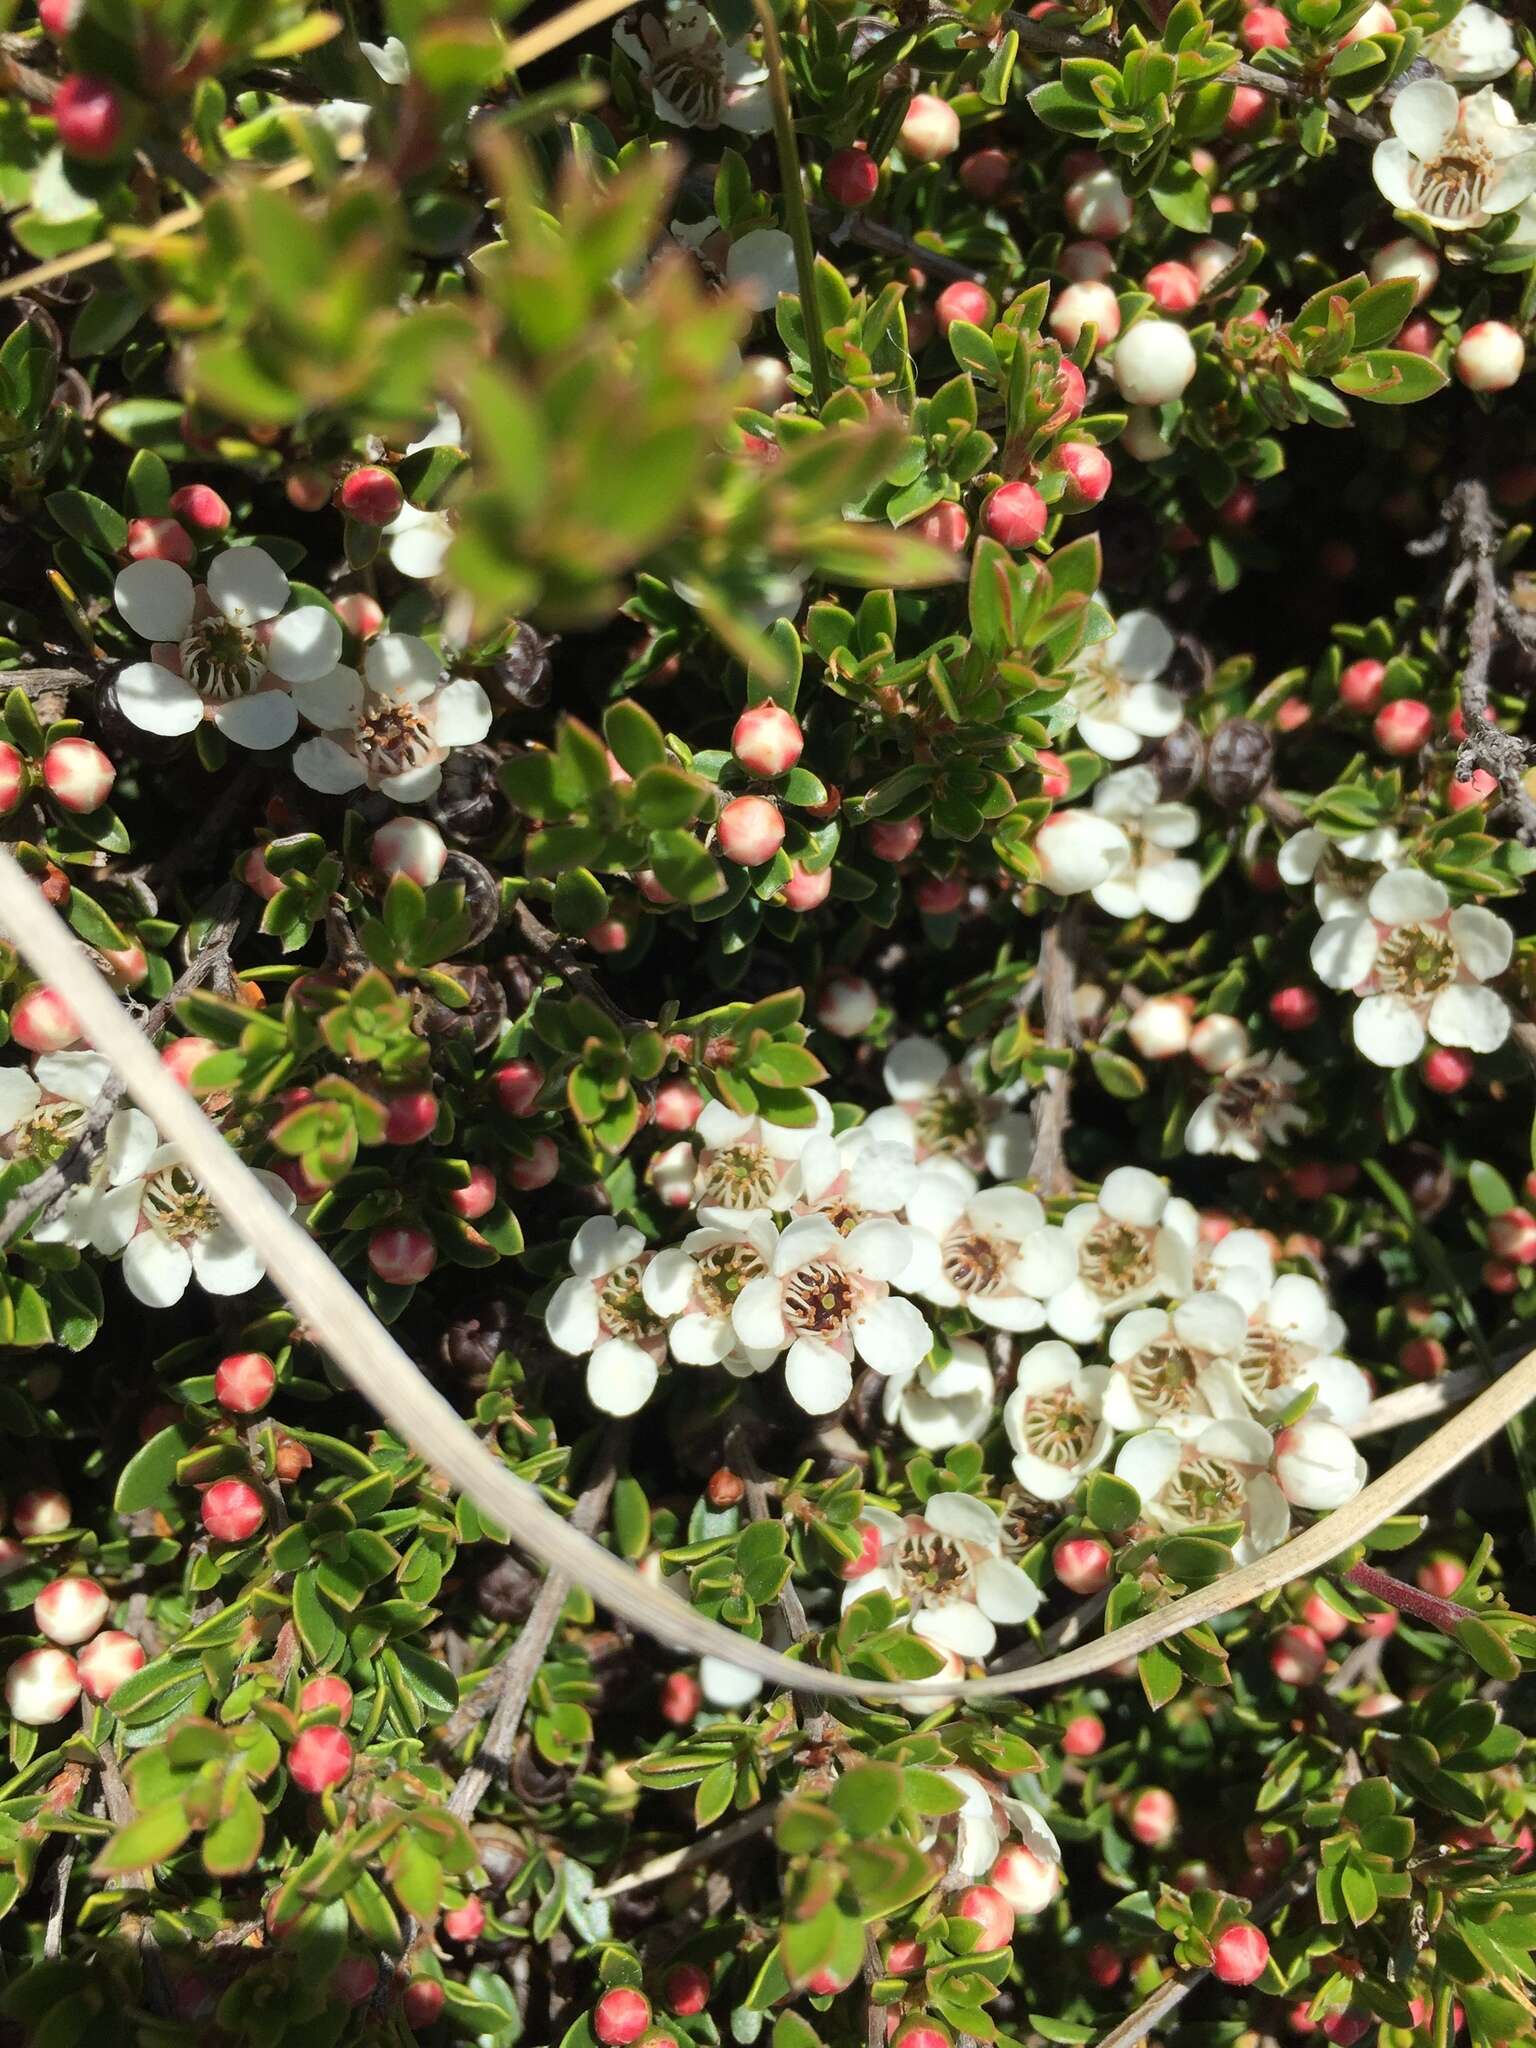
top-left (1455, 320), bottom-right (1525, 391)
top-left (1112, 319), bottom-right (1198, 405)
top-left (1274, 1417), bottom-right (1367, 1510)
top-left (990, 1843), bottom-right (1062, 1915)
top-left (1049, 282), bottom-right (1121, 351)
top-left (370, 816), bottom-right (447, 885)
top-left (5, 1646), bottom-right (81, 1725)
top-left (1127, 995), bottom-right (1193, 1061)
top-left (817, 971), bottom-right (879, 1038)
top-left (77, 1630), bottom-right (146, 1702)
top-left (900, 93), bottom-right (960, 163)
top-left (1369, 237), bottom-right (1439, 305)
top-left (42, 738), bottom-right (115, 814)
top-left (1189, 1013), bottom-right (1250, 1074)
top-left (731, 700), bottom-right (803, 777)
top-left (11, 986), bottom-right (82, 1053)
top-left (34, 1575), bottom-right (109, 1646)
top-left (14, 1488), bottom-right (71, 1538)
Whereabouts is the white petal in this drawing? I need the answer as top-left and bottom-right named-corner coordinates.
top-left (1172, 1291), bottom-right (1246, 1356)
top-left (266, 606), bottom-right (344, 685)
top-left (388, 510), bottom-right (454, 581)
top-left (1390, 76), bottom-right (1460, 155)
top-left (1075, 711), bottom-right (1140, 760)
top-left (0, 1068), bottom-right (42, 1130)
top-left (213, 689), bottom-right (298, 750)
top-left (366, 632), bottom-right (441, 694)
top-left (670, 1311), bottom-right (736, 1366)
top-left (1119, 680), bottom-right (1185, 739)
top-left (1141, 801), bottom-right (1201, 851)
top-left (914, 1601), bottom-right (995, 1659)
top-left (380, 762), bottom-right (441, 803)
top-left (1428, 981), bottom-right (1510, 1052)
top-left (774, 1213), bottom-right (842, 1271)
top-left (1368, 867), bottom-right (1448, 924)
top-left (115, 559), bottom-right (194, 642)
top-left (642, 1247), bottom-right (698, 1318)
top-left (923, 1491), bottom-right (1001, 1548)
top-left (546, 1277), bottom-right (602, 1354)
top-left (432, 676), bottom-right (493, 747)
top-left (122, 1232), bottom-right (192, 1306)
top-left (587, 1339), bottom-right (658, 1416)
top-left (207, 546), bottom-right (289, 626)
top-left (1267, 1273), bottom-right (1331, 1343)
top-left (884, 1037), bottom-right (950, 1102)
top-left (784, 1336), bottom-right (853, 1414)
top-left (1277, 829), bottom-right (1325, 885)
top-left (726, 228), bottom-right (798, 312)
top-left (699, 1656), bottom-right (764, 1708)
top-left (1011, 1226), bottom-right (1077, 1299)
top-left (1448, 904), bottom-right (1514, 981)
top-left (1137, 857), bottom-right (1203, 923)
top-left (1298, 1353), bottom-right (1372, 1429)
top-left (1310, 914), bottom-right (1378, 992)
top-left (191, 1227), bottom-right (266, 1295)
top-left (852, 1293), bottom-right (933, 1374)
top-left (361, 35), bottom-right (410, 82)
top-left (1109, 609), bottom-right (1176, 681)
top-left (1011, 1340), bottom-right (1083, 1397)
top-left (115, 661), bottom-right (204, 736)
top-left (1114, 1428), bottom-right (1181, 1501)
top-left (1099, 1165), bottom-right (1166, 1227)
top-left (1353, 993), bottom-right (1426, 1067)
top-left (288, 662), bottom-right (362, 729)
top-left (846, 1216), bottom-right (913, 1283)
top-left (291, 736), bottom-right (367, 792)
top-left (733, 1275), bottom-right (788, 1352)
top-left (975, 1555), bottom-right (1042, 1626)
top-left (1045, 1279), bottom-right (1107, 1344)
top-left (88, 1180), bottom-right (144, 1254)
top-left (1010, 1448), bottom-right (1080, 1502)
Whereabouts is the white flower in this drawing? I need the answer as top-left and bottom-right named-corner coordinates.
top-left (881, 1338), bottom-right (995, 1450)
top-left (1034, 810), bottom-right (1133, 897)
top-left (903, 1183), bottom-right (1074, 1332)
top-left (844, 1492), bottom-right (1041, 1659)
top-left (1088, 765), bottom-right (1204, 923)
top-left (731, 1212), bottom-right (933, 1414)
top-left (88, 1144), bottom-right (295, 1306)
top-left (1063, 608), bottom-right (1183, 761)
top-left (361, 36), bottom-right (411, 83)
top-left (861, 1036), bottom-right (1034, 1178)
top-left (1111, 319), bottom-right (1197, 405)
top-left (113, 549), bottom-right (344, 750)
top-left (381, 408), bottom-right (462, 580)
top-left (1046, 1167), bottom-right (1200, 1343)
top-left (726, 229), bottom-right (798, 311)
top-left (699, 1656), bottom-right (764, 1708)
top-left (776, 1125), bottom-right (918, 1225)
top-left (1274, 1416), bottom-right (1368, 1510)
top-left (547, 1217), bottom-right (669, 1416)
top-left (1277, 825), bottom-right (1402, 921)
top-left (1373, 81), bottom-right (1536, 231)
top-left (936, 1767), bottom-right (1063, 1888)
top-left (1310, 868), bottom-right (1512, 1067)
top-left (1184, 1051), bottom-right (1310, 1162)
top-left (1425, 4), bottom-right (1518, 84)
top-left (1115, 1418), bottom-right (1292, 1566)
top-left (1002, 1340), bottom-right (1112, 1501)
top-left (641, 1212), bottom-right (783, 1373)
top-left (613, 2), bottom-right (771, 134)
top-left (1101, 1295), bottom-right (1252, 1438)
top-left (693, 1093), bottom-right (833, 1214)
top-left (1234, 1273), bottom-right (1372, 1429)
top-left (290, 632), bottom-right (492, 803)
top-left (0, 1053), bottom-right (156, 1246)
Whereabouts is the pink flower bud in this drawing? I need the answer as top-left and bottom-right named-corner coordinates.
top-left (442, 1895), bottom-right (486, 1941)
top-left (654, 1079), bottom-right (704, 1131)
top-left (1373, 697), bottom-right (1433, 755)
top-left (5, 1646), bottom-right (81, 1725)
top-left (383, 1090), bottom-right (439, 1146)
top-left (900, 94), bottom-right (961, 163)
top-left (663, 1964), bottom-right (711, 2016)
top-left (300, 1674), bottom-right (353, 1717)
top-left (659, 1670), bottom-right (702, 1724)
top-left (403, 1979), bottom-right (445, 2030)
top-left (1269, 984), bottom-right (1319, 1031)
top-left (1456, 321), bottom-right (1525, 392)
top-left (368, 1226), bottom-right (437, 1286)
top-left (161, 1035), bottom-right (217, 1091)
top-left (1113, 318), bottom-right (1197, 404)
top-left (1241, 3), bottom-right (1288, 44)
top-left (54, 74), bottom-right (123, 159)
top-left (168, 483), bottom-right (230, 533)
top-left (936, 281), bottom-right (996, 334)
top-left (1337, 658), bottom-right (1385, 713)
top-left (14, 1488), bottom-right (71, 1538)
top-left (953, 1885), bottom-right (1014, 1951)
top-left (125, 516), bottom-right (194, 566)
top-left (983, 481), bottom-right (1047, 549)
top-left (11, 986), bottom-right (82, 1053)
top-left (242, 847), bottom-right (283, 901)
top-left (1053, 1535), bottom-right (1112, 1594)
top-left (1061, 1712), bottom-right (1105, 1757)
top-left (717, 794), bottom-right (785, 866)
top-left (34, 1575), bottom-right (109, 1646)
top-left (337, 466), bottom-right (404, 525)
top-left (904, 501), bottom-right (970, 551)
top-left (371, 816), bottom-right (447, 885)
top-left (916, 876), bottom-right (967, 915)
top-left (1489, 1207), bottom-right (1536, 1262)
top-left (825, 146), bottom-right (880, 208)
top-left (1087, 1945), bottom-right (1122, 1987)
top-left (840, 1522), bottom-right (883, 1579)
top-left (1065, 167), bottom-right (1132, 238)
top-left (595, 1989), bottom-right (652, 2044)
top-left (39, 0), bottom-right (84, 36)
top-left (1447, 767), bottom-right (1498, 811)
top-left (0, 739), bottom-right (25, 815)
top-left (1049, 281), bottom-right (1121, 351)
top-left (1052, 441), bottom-right (1112, 509)
top-left (960, 147), bottom-right (1012, 199)
top-left (1399, 1336), bottom-right (1447, 1379)
top-left (289, 1724), bottom-right (353, 1792)
top-left (1034, 749), bottom-right (1071, 799)
top-left (77, 1630), bottom-right (146, 1702)
top-left (732, 700), bottom-right (804, 777)
top-left (1369, 236), bottom-right (1438, 306)
top-left (1211, 1923), bottom-right (1270, 1986)
top-left (990, 1844), bottom-right (1060, 1914)
top-left (449, 1165), bottom-right (498, 1220)
top-left (201, 1479), bottom-right (267, 1542)
top-left (869, 817), bottom-right (923, 861)
top-left (333, 592), bottom-right (385, 639)
top-left (492, 1059), bottom-right (544, 1116)
top-left (1424, 1046), bottom-right (1475, 1094)
top-left (42, 737), bottom-right (115, 814)
top-left (817, 971), bottom-right (879, 1038)
top-left (215, 1351), bottom-right (276, 1414)
top-left (1188, 1012), bottom-right (1248, 1074)
top-left (1417, 1557), bottom-right (1465, 1599)
top-left (1269, 1623), bottom-right (1328, 1686)
top-left (1127, 1787), bottom-right (1177, 1847)
top-left (782, 861), bottom-right (834, 910)
top-left (509, 1137), bottom-right (559, 1190)
top-left (1224, 84), bottom-right (1269, 133)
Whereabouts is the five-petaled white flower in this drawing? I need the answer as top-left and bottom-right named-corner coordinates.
top-left (1063, 608), bottom-right (1183, 762)
top-left (1088, 765), bottom-right (1204, 924)
top-left (1115, 1418), bottom-right (1292, 1566)
top-left (88, 1143), bottom-right (295, 1306)
top-left (1102, 1294), bottom-right (1251, 1437)
top-left (1184, 1050), bottom-right (1310, 1162)
top-left (290, 632), bottom-right (492, 803)
top-left (113, 549), bottom-right (343, 750)
top-left (881, 1338), bottom-right (996, 1450)
top-left (1046, 1167), bottom-right (1200, 1343)
top-left (731, 1212), bottom-right (932, 1414)
top-left (903, 1183), bottom-right (1073, 1331)
top-left (861, 1036), bottom-right (1034, 1179)
top-left (1309, 868), bottom-right (1512, 1068)
top-left (641, 1212), bottom-right (782, 1373)
top-left (1002, 1340), bottom-right (1112, 1501)
top-left (1277, 825), bottom-right (1402, 921)
top-left (547, 1217), bottom-right (670, 1417)
top-left (1234, 1273), bottom-right (1372, 1429)
top-left (0, 1052), bottom-right (156, 1247)
top-left (613, 2), bottom-right (771, 134)
top-left (844, 1492), bottom-right (1042, 1659)
top-left (1373, 81), bottom-right (1536, 231)
top-left (1425, 4), bottom-right (1518, 84)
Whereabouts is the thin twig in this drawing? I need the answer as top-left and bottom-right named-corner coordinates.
top-left (447, 1429), bottom-right (623, 1822)
top-left (0, 894), bottom-right (242, 1249)
top-left (1436, 479), bottom-right (1536, 842)
top-left (592, 1805), bottom-right (777, 1898)
top-left (1030, 905), bottom-right (1080, 1197)
top-left (511, 897), bottom-right (649, 1031)
top-left (43, 1845), bottom-right (73, 1959)
top-left (729, 1423), bottom-right (830, 1736)
top-left (0, 665), bottom-right (99, 698)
